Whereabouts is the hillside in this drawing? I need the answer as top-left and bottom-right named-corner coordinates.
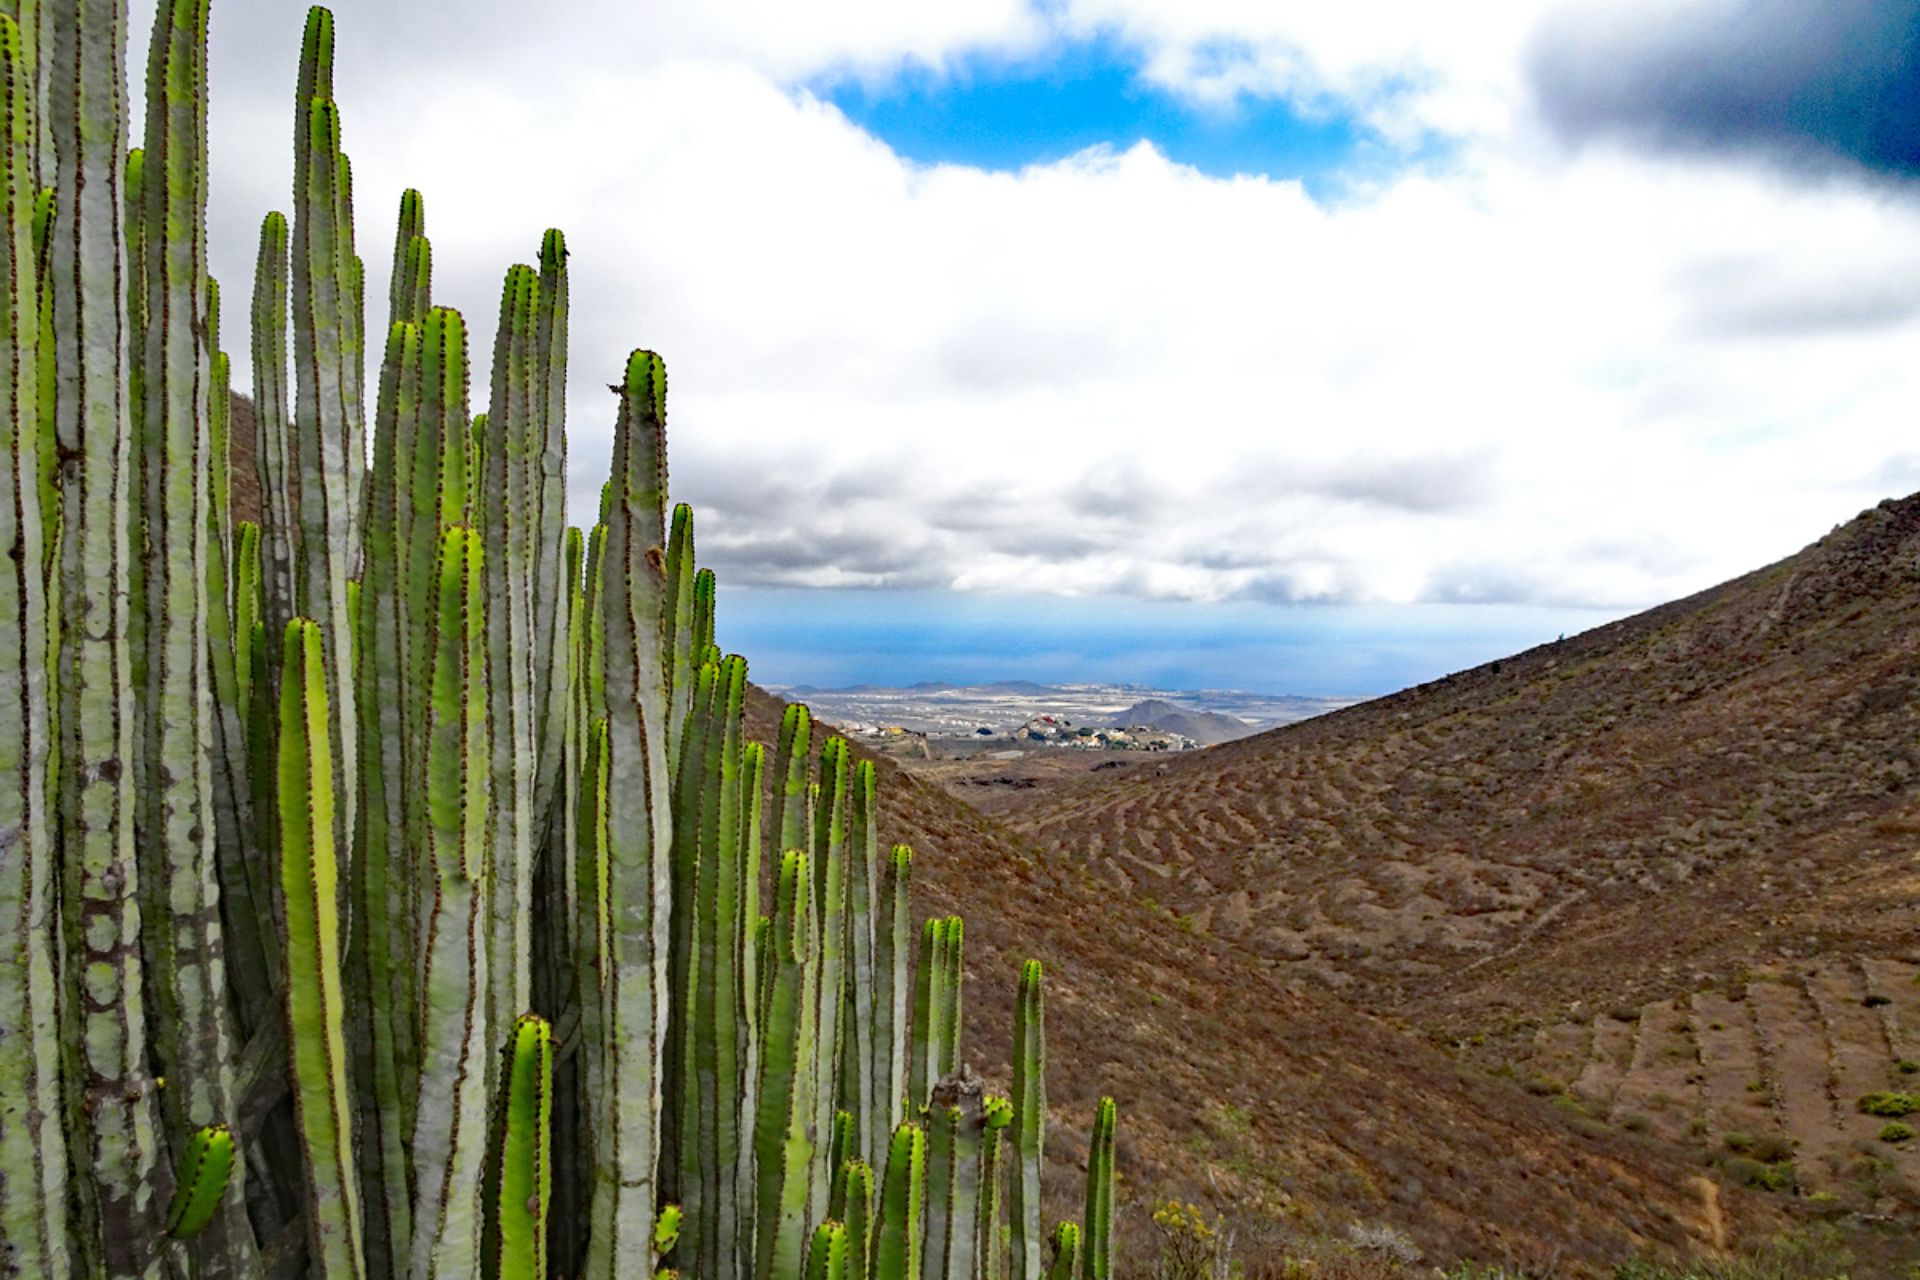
top-left (1111, 697), bottom-right (1258, 745)
top-left (997, 494), bottom-right (1920, 1220)
top-left (753, 689), bottom-right (1782, 1270)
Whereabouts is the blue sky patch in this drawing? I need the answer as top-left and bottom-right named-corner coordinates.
top-left (815, 33), bottom-right (1388, 191)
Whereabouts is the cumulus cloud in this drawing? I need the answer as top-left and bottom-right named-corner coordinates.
top-left (1529, 0), bottom-right (1920, 179)
top-left (132, 0), bottom-right (1920, 622)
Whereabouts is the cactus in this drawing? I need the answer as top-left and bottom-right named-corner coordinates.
top-left (0, 13), bottom-right (66, 1273)
top-left (483, 1014), bottom-right (553, 1280)
top-left (1048, 1224), bottom-right (1082, 1280)
top-left (873, 1122), bottom-right (926, 1280)
top-left (1010, 960), bottom-right (1046, 1280)
top-left (1081, 1099), bottom-right (1117, 1280)
top-left (163, 1125), bottom-right (237, 1243)
top-left (49, 0), bottom-right (166, 1269)
top-left (277, 618), bottom-right (366, 1279)
top-left (980, 1095), bottom-right (1014, 1280)
top-left (3, 7), bottom-right (1127, 1275)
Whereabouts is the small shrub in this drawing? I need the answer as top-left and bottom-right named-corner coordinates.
top-left (1522, 1074), bottom-right (1565, 1097)
top-left (1722, 1156), bottom-right (1796, 1193)
top-left (1723, 1131), bottom-right (1796, 1162)
top-left (1620, 1113), bottom-right (1652, 1134)
top-left (1880, 1121), bottom-right (1915, 1143)
top-left (1862, 993), bottom-right (1891, 1008)
top-left (1857, 1090), bottom-right (1919, 1117)
top-left (1896, 1059), bottom-right (1918, 1075)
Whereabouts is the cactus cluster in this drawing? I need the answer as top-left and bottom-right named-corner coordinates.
top-left (0, 3), bottom-right (1122, 1279)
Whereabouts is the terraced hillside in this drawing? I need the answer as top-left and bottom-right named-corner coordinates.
top-left (1520, 957), bottom-right (1920, 1199)
top-left (1003, 496), bottom-right (1920, 1023)
top-left (991, 495), bottom-right (1920, 1232)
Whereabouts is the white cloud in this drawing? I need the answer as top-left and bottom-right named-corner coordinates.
top-left (131, 1), bottom-right (1920, 618)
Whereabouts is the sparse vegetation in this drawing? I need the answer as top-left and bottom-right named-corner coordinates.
top-left (1880, 1121), bottom-right (1915, 1144)
top-left (1857, 1091), bottom-right (1920, 1117)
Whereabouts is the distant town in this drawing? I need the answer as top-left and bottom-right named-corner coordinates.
top-left (767, 680), bottom-right (1365, 756)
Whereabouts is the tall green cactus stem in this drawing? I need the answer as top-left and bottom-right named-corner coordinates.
top-left (1047, 1225), bottom-right (1081, 1280)
top-left (808, 736), bottom-right (851, 1222)
top-left (587, 349), bottom-right (676, 1278)
top-left (483, 1014), bottom-right (553, 1280)
top-left (387, 188), bottom-right (427, 325)
top-left (290, 8), bottom-right (358, 865)
top-left (277, 618), bottom-right (366, 1279)
top-left (979, 1096), bottom-right (1014, 1280)
top-left (29, 180), bottom-right (55, 581)
top-left (49, 0), bottom-right (166, 1267)
top-left (941, 916), bottom-right (964, 1078)
top-left (481, 261), bottom-right (541, 1040)
top-left (872, 844), bottom-right (911, 1182)
top-left (135, 1), bottom-right (257, 1269)
top-left (844, 759), bottom-right (880, 1168)
top-left (251, 210), bottom-right (297, 659)
top-left (840, 1159), bottom-right (875, 1280)
top-left (754, 849), bottom-right (819, 1280)
top-left (409, 525), bottom-right (494, 1280)
top-left (205, 273), bottom-right (276, 1046)
top-left (925, 1073), bottom-right (985, 1280)
top-left (1009, 960), bottom-right (1046, 1280)
top-left (873, 1123), bottom-right (925, 1280)
top-left (403, 305), bottom-right (471, 952)
top-left (1080, 1099), bottom-right (1116, 1280)
top-left (909, 917), bottom-right (948, 1110)
top-left (0, 14), bottom-right (67, 1273)
top-left (771, 701), bottom-right (812, 858)
top-left (122, 146), bottom-right (145, 730)
top-left (735, 738), bottom-right (767, 1278)
top-left (679, 654), bottom-right (752, 1280)
top-left (528, 228), bottom-right (570, 832)
top-left (351, 316), bottom-right (422, 1278)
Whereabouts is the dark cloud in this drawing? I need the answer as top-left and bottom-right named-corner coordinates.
top-left (1529, 0), bottom-right (1920, 179)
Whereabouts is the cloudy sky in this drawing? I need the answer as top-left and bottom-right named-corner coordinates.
top-left (142, 0), bottom-right (1920, 694)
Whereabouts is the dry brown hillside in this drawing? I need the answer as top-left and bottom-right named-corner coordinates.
top-left (748, 690), bottom-right (1786, 1272)
top-left (989, 494), bottom-right (1920, 1227)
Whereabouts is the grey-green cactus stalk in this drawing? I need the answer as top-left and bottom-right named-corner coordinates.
top-left (874, 1122), bottom-right (926, 1280)
top-left (481, 261), bottom-right (540, 1045)
top-left (163, 1125), bottom-right (237, 1243)
top-left (911, 916), bottom-right (961, 1110)
top-left (1009, 959), bottom-right (1048, 1280)
top-left (1081, 1098), bottom-right (1117, 1280)
top-left (808, 1221), bottom-right (854, 1280)
top-left (809, 736), bottom-right (851, 1223)
top-left (483, 1014), bottom-right (553, 1280)
top-left (979, 1095), bottom-right (1014, 1280)
top-left (290, 7), bottom-right (358, 865)
top-left (388, 188), bottom-right (428, 326)
top-left (926, 1072), bottom-right (986, 1280)
top-left (872, 844), bottom-right (911, 1178)
top-left (135, 0), bottom-right (256, 1269)
top-left (588, 349), bottom-right (676, 1279)
top-left (408, 525), bottom-right (493, 1280)
top-left (0, 13), bottom-right (65, 1274)
top-left (49, 0), bottom-right (166, 1268)
top-left (278, 618), bottom-right (366, 1280)
top-left (251, 209), bottom-right (297, 658)
top-left (755, 849), bottom-right (819, 1280)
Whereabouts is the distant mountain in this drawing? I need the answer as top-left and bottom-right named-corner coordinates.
top-left (1108, 698), bottom-right (1255, 745)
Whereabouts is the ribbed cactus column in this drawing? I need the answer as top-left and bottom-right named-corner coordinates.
top-left (979, 1095), bottom-right (1014, 1280)
top-left (0, 14), bottom-right (67, 1274)
top-left (528, 228), bottom-right (570, 829)
top-left (483, 1014), bottom-right (554, 1280)
top-left (387, 188), bottom-right (428, 326)
top-left (771, 702), bottom-right (812, 857)
top-left (48, 0), bottom-right (166, 1269)
top-left (873, 1122), bottom-right (926, 1280)
top-left (1009, 960), bottom-right (1047, 1280)
top-left (844, 759), bottom-right (880, 1169)
top-left (808, 737), bottom-right (851, 1223)
top-left (925, 1073), bottom-right (985, 1280)
top-left (408, 525), bottom-right (494, 1280)
top-left (481, 261), bottom-right (540, 1039)
top-left (278, 618), bottom-right (367, 1280)
top-left (250, 209), bottom-right (297, 662)
top-left (1081, 1098), bottom-right (1117, 1280)
top-left (872, 844), bottom-right (911, 1179)
top-left (135, 0), bottom-right (256, 1270)
top-left (587, 350), bottom-right (677, 1278)
top-left (352, 315), bottom-right (423, 1279)
top-left (1047, 1224), bottom-right (1081, 1280)
top-left (754, 850), bottom-right (819, 1280)
top-left (289, 6), bottom-right (358, 863)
